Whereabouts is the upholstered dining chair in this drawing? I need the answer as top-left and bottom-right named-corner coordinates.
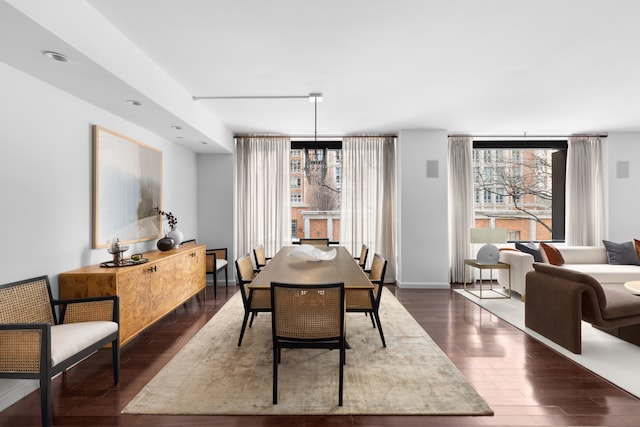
top-left (354, 244), bottom-right (369, 270)
top-left (253, 244), bottom-right (272, 270)
top-left (235, 254), bottom-right (271, 346)
top-left (346, 253), bottom-right (388, 347)
top-left (206, 248), bottom-right (228, 298)
top-left (270, 281), bottom-right (346, 406)
top-left (299, 238), bottom-right (330, 247)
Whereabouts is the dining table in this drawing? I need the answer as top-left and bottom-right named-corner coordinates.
top-left (247, 245), bottom-right (374, 292)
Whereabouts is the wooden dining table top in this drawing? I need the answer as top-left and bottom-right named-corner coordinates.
top-left (248, 246), bottom-right (373, 290)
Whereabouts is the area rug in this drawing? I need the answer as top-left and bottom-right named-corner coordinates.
top-left (122, 289), bottom-right (493, 415)
top-left (454, 288), bottom-right (640, 398)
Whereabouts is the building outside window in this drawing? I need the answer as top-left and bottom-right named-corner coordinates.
top-left (290, 141), bottom-right (342, 242)
top-left (472, 140), bottom-right (567, 242)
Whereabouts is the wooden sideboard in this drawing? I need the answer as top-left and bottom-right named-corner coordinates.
top-left (59, 244), bottom-right (206, 346)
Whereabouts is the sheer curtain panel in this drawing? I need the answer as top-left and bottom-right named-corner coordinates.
top-left (340, 136), bottom-right (396, 281)
top-left (447, 137), bottom-right (474, 283)
top-left (566, 136), bottom-right (605, 245)
top-left (235, 136), bottom-right (291, 261)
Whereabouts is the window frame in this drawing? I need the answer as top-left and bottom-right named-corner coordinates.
top-left (472, 140), bottom-right (567, 242)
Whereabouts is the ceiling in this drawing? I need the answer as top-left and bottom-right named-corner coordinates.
top-left (2, 0), bottom-right (640, 153)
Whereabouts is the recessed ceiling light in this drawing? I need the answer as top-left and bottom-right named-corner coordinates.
top-left (199, 141), bottom-right (208, 145)
top-left (42, 50), bottom-right (70, 62)
top-left (176, 136), bottom-right (184, 139)
top-left (126, 99), bottom-right (142, 106)
top-left (171, 125), bottom-right (182, 130)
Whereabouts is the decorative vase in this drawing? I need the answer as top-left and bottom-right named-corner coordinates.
top-left (167, 227), bottom-right (183, 248)
top-left (157, 236), bottom-right (175, 251)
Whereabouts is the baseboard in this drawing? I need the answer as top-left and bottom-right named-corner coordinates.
top-left (0, 379), bottom-right (37, 412)
top-left (396, 282), bottom-right (450, 289)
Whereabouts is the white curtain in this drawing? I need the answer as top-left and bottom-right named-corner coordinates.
top-left (235, 136), bottom-right (291, 261)
top-left (566, 136), bottom-right (605, 245)
top-left (447, 137), bottom-right (474, 283)
top-left (340, 136), bottom-right (396, 282)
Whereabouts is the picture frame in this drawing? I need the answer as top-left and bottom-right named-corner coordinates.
top-left (93, 125), bottom-right (163, 248)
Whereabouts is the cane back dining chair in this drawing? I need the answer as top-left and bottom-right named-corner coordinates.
top-left (354, 244), bottom-right (369, 270)
top-left (235, 254), bottom-right (271, 346)
top-left (253, 244), bottom-right (272, 270)
top-left (299, 238), bottom-right (330, 247)
top-left (270, 282), bottom-right (346, 406)
top-left (206, 248), bottom-right (228, 298)
top-left (346, 253), bottom-right (388, 347)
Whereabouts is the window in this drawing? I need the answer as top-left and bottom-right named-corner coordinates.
top-left (473, 140), bottom-right (567, 242)
top-left (290, 140), bottom-right (342, 242)
top-left (291, 219), bottom-right (298, 239)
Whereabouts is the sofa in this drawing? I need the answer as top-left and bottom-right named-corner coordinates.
top-left (525, 263), bottom-right (640, 353)
top-left (498, 243), bottom-right (640, 299)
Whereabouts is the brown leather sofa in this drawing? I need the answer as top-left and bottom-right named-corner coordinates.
top-left (525, 263), bottom-right (640, 353)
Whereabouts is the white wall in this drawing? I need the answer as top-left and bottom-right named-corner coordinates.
top-left (397, 129), bottom-right (450, 288)
top-left (197, 153), bottom-right (235, 279)
top-left (605, 132), bottom-right (640, 242)
top-left (0, 62), bottom-right (201, 409)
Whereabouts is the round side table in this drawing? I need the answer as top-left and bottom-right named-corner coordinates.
top-left (624, 280), bottom-right (640, 295)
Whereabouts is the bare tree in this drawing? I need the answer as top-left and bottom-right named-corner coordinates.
top-left (305, 148), bottom-right (341, 211)
top-left (474, 149), bottom-right (552, 233)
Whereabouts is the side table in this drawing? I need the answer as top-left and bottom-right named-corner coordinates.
top-left (624, 281), bottom-right (640, 295)
top-left (463, 259), bottom-right (511, 299)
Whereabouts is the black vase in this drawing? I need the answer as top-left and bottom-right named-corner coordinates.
top-left (157, 236), bottom-right (175, 251)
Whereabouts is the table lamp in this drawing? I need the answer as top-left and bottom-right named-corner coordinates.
top-left (470, 228), bottom-right (507, 264)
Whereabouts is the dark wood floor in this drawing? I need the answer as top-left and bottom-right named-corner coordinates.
top-left (3, 284), bottom-right (640, 427)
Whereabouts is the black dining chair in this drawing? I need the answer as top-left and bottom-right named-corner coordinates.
top-left (235, 254), bottom-right (271, 346)
top-left (206, 248), bottom-right (228, 298)
top-left (346, 253), bottom-right (388, 347)
top-left (270, 281), bottom-right (346, 406)
top-left (354, 244), bottom-right (369, 270)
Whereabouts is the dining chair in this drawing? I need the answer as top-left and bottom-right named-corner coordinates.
top-left (299, 238), bottom-right (329, 247)
top-left (206, 248), bottom-right (228, 298)
top-left (346, 253), bottom-right (388, 347)
top-left (354, 244), bottom-right (369, 270)
top-left (270, 281), bottom-right (346, 406)
top-left (253, 244), bottom-right (272, 270)
top-left (235, 254), bottom-right (271, 346)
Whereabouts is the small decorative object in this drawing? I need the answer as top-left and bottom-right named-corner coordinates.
top-left (107, 238), bottom-right (129, 265)
top-left (157, 236), bottom-right (175, 251)
top-left (131, 253), bottom-right (143, 262)
top-left (167, 227), bottom-right (183, 247)
top-left (288, 244), bottom-right (337, 261)
top-left (158, 209), bottom-right (182, 247)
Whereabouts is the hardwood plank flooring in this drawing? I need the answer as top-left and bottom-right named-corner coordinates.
top-left (3, 284), bottom-right (640, 426)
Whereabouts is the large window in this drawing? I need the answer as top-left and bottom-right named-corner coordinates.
top-left (290, 141), bottom-right (342, 242)
top-left (473, 140), bottom-right (567, 242)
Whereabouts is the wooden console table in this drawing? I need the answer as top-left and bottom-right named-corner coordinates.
top-left (59, 244), bottom-right (206, 346)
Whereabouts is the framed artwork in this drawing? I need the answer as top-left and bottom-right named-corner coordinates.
top-left (93, 125), bottom-right (163, 248)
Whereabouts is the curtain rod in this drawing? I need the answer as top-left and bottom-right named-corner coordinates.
top-left (234, 133), bottom-right (398, 139)
top-left (448, 133), bottom-right (608, 139)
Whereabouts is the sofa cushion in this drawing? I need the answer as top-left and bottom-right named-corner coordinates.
top-left (601, 288), bottom-right (640, 320)
top-left (540, 242), bottom-right (565, 266)
top-left (558, 246), bottom-right (608, 264)
top-left (515, 242), bottom-right (543, 262)
top-left (634, 239), bottom-right (640, 262)
top-left (562, 264), bottom-right (640, 285)
top-left (603, 240), bottom-right (639, 265)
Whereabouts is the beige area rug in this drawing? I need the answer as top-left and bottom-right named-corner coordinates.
top-left (122, 289), bottom-right (493, 416)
